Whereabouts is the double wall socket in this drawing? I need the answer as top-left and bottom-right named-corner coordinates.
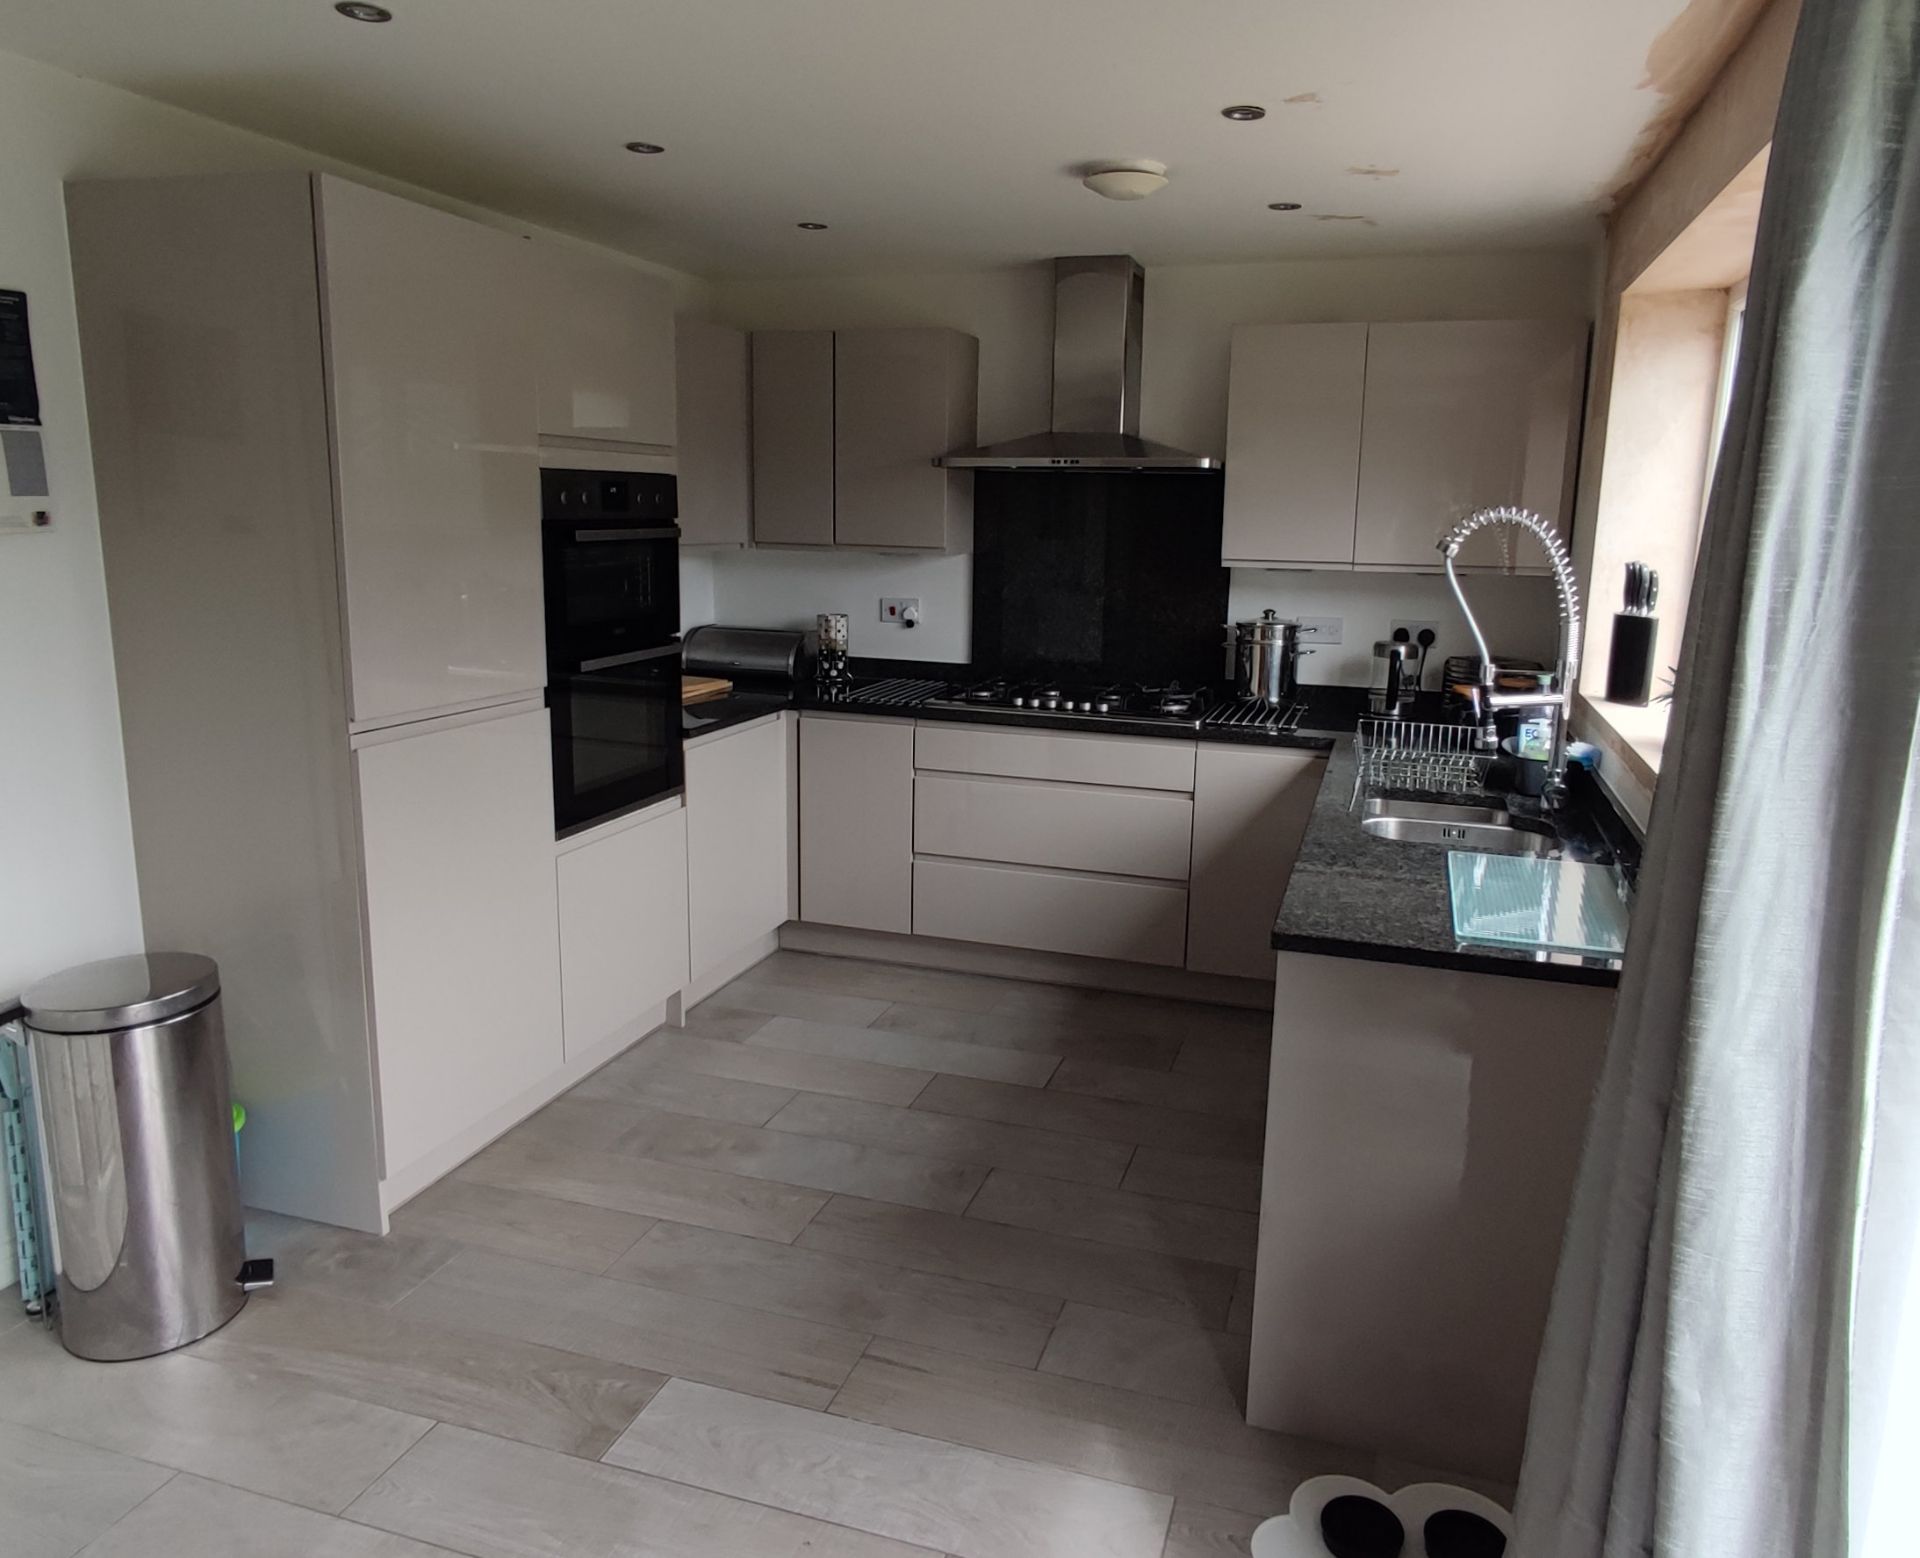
top-left (1391, 619), bottom-right (1441, 647)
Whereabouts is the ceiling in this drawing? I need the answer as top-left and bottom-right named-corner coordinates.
top-left (0, 0), bottom-right (1728, 278)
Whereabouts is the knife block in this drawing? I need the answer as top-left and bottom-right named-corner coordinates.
top-left (1605, 614), bottom-right (1658, 705)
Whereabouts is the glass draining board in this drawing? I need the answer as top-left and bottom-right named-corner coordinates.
top-left (1447, 853), bottom-right (1629, 958)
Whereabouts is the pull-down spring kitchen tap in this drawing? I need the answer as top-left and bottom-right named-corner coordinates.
top-left (1436, 506), bottom-right (1583, 807)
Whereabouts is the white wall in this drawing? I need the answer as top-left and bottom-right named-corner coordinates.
top-left (701, 250), bottom-right (1594, 673)
top-left (0, 47), bottom-right (707, 1289)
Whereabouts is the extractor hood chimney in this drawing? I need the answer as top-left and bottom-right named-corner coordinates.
top-left (937, 256), bottom-right (1219, 472)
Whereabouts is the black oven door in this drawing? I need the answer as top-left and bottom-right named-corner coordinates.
top-left (548, 644), bottom-right (685, 836)
top-left (543, 523), bottom-right (681, 667)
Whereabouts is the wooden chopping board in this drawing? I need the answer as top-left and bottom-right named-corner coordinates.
top-left (682, 674), bottom-right (734, 705)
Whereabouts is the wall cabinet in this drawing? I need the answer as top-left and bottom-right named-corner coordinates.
top-left (686, 715), bottom-right (793, 977)
top-left (1221, 318), bottom-right (1587, 571)
top-left (1187, 746), bottom-right (1326, 980)
top-left (557, 806), bottom-right (690, 1061)
top-left (675, 316), bottom-right (752, 547)
top-left (527, 246), bottom-right (676, 448)
top-left (318, 175), bottom-right (545, 724)
top-left (354, 706), bottom-right (564, 1181)
top-left (751, 327), bottom-right (976, 551)
top-left (799, 714), bottom-right (914, 932)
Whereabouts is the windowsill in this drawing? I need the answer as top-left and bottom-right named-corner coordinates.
top-left (1575, 690), bottom-right (1670, 789)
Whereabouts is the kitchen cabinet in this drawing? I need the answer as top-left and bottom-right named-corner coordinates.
top-left (1186, 746), bottom-right (1327, 980)
top-left (1354, 319), bottom-right (1588, 569)
top-left (1219, 317), bottom-right (1586, 572)
top-left (528, 245), bottom-right (677, 448)
top-left (751, 327), bottom-right (977, 550)
top-left (1222, 323), bottom-right (1368, 567)
top-left (799, 714), bottom-right (914, 932)
top-left (318, 175), bottom-right (545, 725)
top-left (686, 715), bottom-right (793, 977)
top-left (675, 316), bottom-right (752, 546)
top-left (914, 858), bottom-right (1189, 969)
top-left (557, 805), bottom-right (690, 1061)
top-left (354, 705), bottom-right (564, 1182)
top-left (914, 772), bottom-right (1193, 881)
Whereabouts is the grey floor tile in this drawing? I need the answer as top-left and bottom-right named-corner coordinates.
top-left (1171, 1041), bottom-right (1271, 1087)
top-left (1048, 1057), bottom-right (1266, 1122)
top-left (1039, 1303), bottom-right (1251, 1414)
top-left (195, 1285), bottom-right (664, 1458)
top-left (874, 1001), bottom-right (1183, 1071)
top-left (695, 980), bottom-right (891, 1028)
top-left (269, 1223), bottom-right (466, 1307)
top-left (831, 1338), bottom-right (1355, 1519)
top-left (571, 1047), bottom-right (798, 1124)
top-left (634, 1028), bottom-right (932, 1105)
top-left (534, 1093), bottom-right (988, 1214)
top-left (395, 1247), bottom-right (866, 1409)
top-left (0, 1421), bottom-right (172, 1558)
top-left (0, 1326), bottom-right (430, 1514)
top-left (1122, 1146), bottom-right (1264, 1213)
top-left (456, 1129), bottom-right (827, 1241)
top-left (351, 1421), bottom-right (938, 1558)
top-left (913, 1074), bottom-right (1265, 1161)
top-left (607, 1379), bottom-right (1173, 1558)
top-left (743, 950), bottom-right (1010, 1013)
top-left (764, 1090), bottom-right (1133, 1188)
top-left (1160, 1500), bottom-right (1265, 1558)
top-left (751, 1014), bottom-right (1061, 1086)
top-left (77, 1474), bottom-right (464, 1557)
top-left (677, 1006), bottom-right (777, 1042)
top-left (1089, 994), bottom-right (1271, 1050)
top-left (967, 1171), bottom-right (1260, 1269)
top-left (609, 1221), bottom-right (1060, 1367)
top-left (389, 1177), bottom-right (655, 1274)
top-left (798, 1196), bottom-right (1239, 1329)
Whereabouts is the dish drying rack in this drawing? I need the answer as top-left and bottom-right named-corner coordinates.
top-left (1350, 717), bottom-right (1494, 806)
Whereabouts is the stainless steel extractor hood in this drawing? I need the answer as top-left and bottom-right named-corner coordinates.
top-left (937, 255), bottom-right (1219, 472)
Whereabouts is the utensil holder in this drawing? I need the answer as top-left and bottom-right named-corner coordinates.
top-left (1605, 613), bottom-right (1658, 705)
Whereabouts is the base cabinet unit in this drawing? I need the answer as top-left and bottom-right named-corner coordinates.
top-left (354, 706), bottom-right (564, 1185)
top-left (1187, 746), bottom-right (1328, 979)
top-left (557, 806), bottom-right (690, 1061)
top-left (751, 327), bottom-right (977, 551)
top-left (687, 716), bottom-right (794, 977)
top-left (799, 714), bottom-right (914, 932)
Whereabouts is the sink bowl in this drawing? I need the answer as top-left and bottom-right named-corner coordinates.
top-left (1359, 796), bottom-right (1557, 857)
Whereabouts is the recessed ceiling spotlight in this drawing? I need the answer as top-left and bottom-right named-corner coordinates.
top-left (334, 2), bottom-right (393, 21)
top-left (1221, 104), bottom-right (1267, 122)
top-left (797, 221), bottom-right (829, 231)
top-left (1267, 201), bottom-right (1303, 211)
top-left (624, 141), bottom-right (666, 155)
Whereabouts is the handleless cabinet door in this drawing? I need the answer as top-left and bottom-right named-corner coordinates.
top-left (675, 316), bottom-right (752, 547)
top-left (1354, 320), bottom-right (1588, 569)
top-left (317, 176), bottom-right (544, 724)
top-left (832, 328), bottom-right (977, 550)
top-left (686, 717), bottom-right (792, 978)
top-left (355, 706), bottom-right (563, 1181)
top-left (1187, 746), bottom-right (1327, 979)
top-left (531, 246), bottom-right (677, 448)
top-left (751, 331), bottom-right (835, 546)
top-left (557, 807), bottom-right (690, 1060)
top-left (799, 714), bottom-right (913, 932)
top-left (1222, 323), bottom-right (1368, 566)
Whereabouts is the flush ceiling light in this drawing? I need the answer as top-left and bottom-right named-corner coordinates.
top-left (797, 221), bottom-right (829, 230)
top-left (1267, 201), bottom-right (1303, 211)
top-left (334, 2), bottom-right (393, 21)
top-left (624, 141), bottom-right (665, 155)
top-left (1221, 104), bottom-right (1267, 122)
top-left (1082, 160), bottom-right (1170, 202)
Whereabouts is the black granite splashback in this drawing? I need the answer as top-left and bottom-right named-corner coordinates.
top-left (969, 471), bottom-right (1229, 684)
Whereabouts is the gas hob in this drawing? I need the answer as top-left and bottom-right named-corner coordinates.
top-left (922, 678), bottom-right (1218, 729)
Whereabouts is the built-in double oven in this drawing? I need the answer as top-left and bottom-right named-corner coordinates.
top-left (542, 466), bottom-right (683, 836)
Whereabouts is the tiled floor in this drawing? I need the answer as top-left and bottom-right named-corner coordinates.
top-left (6, 950), bottom-right (1452, 1558)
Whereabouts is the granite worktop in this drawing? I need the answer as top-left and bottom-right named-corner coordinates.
top-left (1270, 737), bottom-right (1636, 987)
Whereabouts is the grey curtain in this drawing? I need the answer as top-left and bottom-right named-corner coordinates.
top-left (1512, 1), bottom-right (1920, 1554)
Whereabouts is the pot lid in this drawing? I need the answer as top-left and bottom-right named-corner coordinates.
top-left (23, 952), bottom-right (220, 1035)
top-left (1234, 609), bottom-right (1298, 639)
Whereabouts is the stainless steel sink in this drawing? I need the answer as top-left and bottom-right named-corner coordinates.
top-left (1359, 797), bottom-right (1558, 857)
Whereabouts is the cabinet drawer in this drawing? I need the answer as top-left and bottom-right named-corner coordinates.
top-left (914, 772), bottom-right (1193, 881)
top-left (914, 723), bottom-right (1195, 792)
top-left (913, 857), bottom-right (1188, 968)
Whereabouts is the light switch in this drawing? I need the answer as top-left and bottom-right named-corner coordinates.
top-left (1296, 616), bottom-right (1342, 646)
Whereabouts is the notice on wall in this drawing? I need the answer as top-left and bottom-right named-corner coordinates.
top-left (0, 289), bottom-right (52, 531)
